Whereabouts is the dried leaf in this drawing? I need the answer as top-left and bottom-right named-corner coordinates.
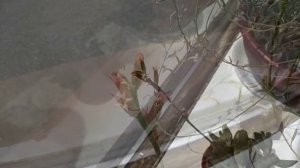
top-left (136, 52), bottom-right (146, 73)
top-left (132, 71), bottom-right (145, 80)
top-left (132, 54), bottom-right (145, 88)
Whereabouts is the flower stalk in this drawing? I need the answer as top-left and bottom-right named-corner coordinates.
top-left (110, 53), bottom-right (161, 156)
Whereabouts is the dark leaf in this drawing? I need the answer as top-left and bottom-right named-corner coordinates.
top-left (234, 130), bottom-right (249, 152)
top-left (222, 124), bottom-right (233, 142)
top-left (290, 129), bottom-right (298, 145)
top-left (266, 132), bottom-right (272, 138)
top-left (132, 71), bottom-right (145, 80)
top-left (136, 53), bottom-right (146, 73)
top-left (153, 67), bottom-right (159, 85)
top-left (254, 132), bottom-right (262, 141)
top-left (208, 131), bottom-right (219, 141)
top-left (278, 122), bottom-right (284, 132)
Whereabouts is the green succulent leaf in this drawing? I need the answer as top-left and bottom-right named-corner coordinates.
top-left (219, 125), bottom-right (233, 146)
top-left (234, 130), bottom-right (249, 152)
top-left (254, 132), bottom-right (263, 140)
top-left (222, 125), bottom-right (233, 140)
top-left (208, 131), bottom-right (219, 141)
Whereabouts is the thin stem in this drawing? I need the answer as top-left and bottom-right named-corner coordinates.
top-left (143, 76), bottom-right (212, 143)
top-left (281, 130), bottom-right (300, 160)
top-left (136, 113), bottom-right (161, 156)
top-left (172, 0), bottom-right (192, 48)
top-left (194, 0), bottom-right (201, 37)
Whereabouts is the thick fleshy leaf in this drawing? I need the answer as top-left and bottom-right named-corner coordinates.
top-left (222, 125), bottom-right (233, 139)
top-left (254, 132), bottom-right (263, 141)
top-left (233, 130), bottom-right (249, 152)
top-left (220, 125), bottom-right (233, 145)
top-left (209, 131), bottom-right (219, 141)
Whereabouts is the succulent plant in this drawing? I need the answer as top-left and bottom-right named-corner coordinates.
top-left (202, 125), bottom-right (297, 168)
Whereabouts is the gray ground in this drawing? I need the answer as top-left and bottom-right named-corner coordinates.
top-left (0, 0), bottom-right (119, 79)
top-left (0, 0), bottom-right (195, 79)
